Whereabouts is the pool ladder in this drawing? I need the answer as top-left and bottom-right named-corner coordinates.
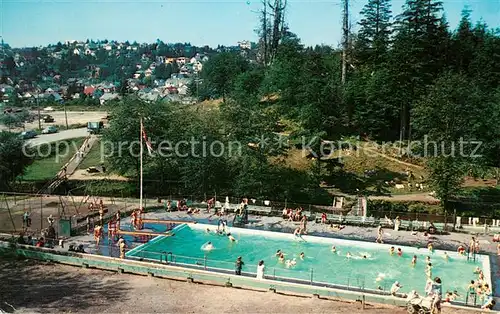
top-left (160, 251), bottom-right (174, 264)
top-left (467, 250), bottom-right (477, 262)
top-left (465, 291), bottom-right (477, 306)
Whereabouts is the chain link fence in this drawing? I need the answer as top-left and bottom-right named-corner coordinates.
top-left (1, 191), bottom-right (499, 235)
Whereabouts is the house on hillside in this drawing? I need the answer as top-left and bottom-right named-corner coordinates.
top-left (156, 56), bottom-right (166, 64)
top-left (193, 61), bottom-right (203, 72)
top-left (48, 93), bottom-right (63, 103)
top-left (83, 86), bottom-right (96, 96)
top-left (178, 85), bottom-right (188, 95)
top-left (166, 86), bottom-right (178, 94)
top-left (99, 93), bottom-right (120, 105)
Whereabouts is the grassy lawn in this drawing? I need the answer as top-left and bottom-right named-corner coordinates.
top-left (77, 139), bottom-right (109, 170)
top-left (21, 137), bottom-right (85, 181)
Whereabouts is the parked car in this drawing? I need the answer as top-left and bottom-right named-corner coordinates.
top-left (42, 115), bottom-right (54, 123)
top-left (42, 126), bottom-right (58, 134)
top-left (20, 130), bottom-right (37, 139)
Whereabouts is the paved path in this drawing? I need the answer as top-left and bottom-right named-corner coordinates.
top-left (27, 128), bottom-right (88, 146)
top-left (65, 135), bottom-right (98, 176)
top-left (368, 192), bottom-right (438, 202)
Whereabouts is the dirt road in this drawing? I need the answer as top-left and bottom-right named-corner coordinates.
top-left (0, 111), bottom-right (107, 132)
top-left (0, 260), bottom-right (475, 314)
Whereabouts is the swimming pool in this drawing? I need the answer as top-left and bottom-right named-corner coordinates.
top-left (126, 223), bottom-right (490, 300)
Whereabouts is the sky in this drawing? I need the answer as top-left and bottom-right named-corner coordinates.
top-left (0, 0), bottom-right (499, 48)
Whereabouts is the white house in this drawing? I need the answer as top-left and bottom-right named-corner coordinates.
top-left (178, 85), bottom-right (188, 95)
top-left (194, 62), bottom-right (203, 72)
top-left (238, 40), bottom-right (251, 50)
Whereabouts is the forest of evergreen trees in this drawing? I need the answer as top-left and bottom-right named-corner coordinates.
top-left (187, 0), bottom-right (500, 208)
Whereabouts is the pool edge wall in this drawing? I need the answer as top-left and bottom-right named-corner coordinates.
top-left (1, 241), bottom-right (496, 313)
top-left (131, 223), bottom-right (493, 286)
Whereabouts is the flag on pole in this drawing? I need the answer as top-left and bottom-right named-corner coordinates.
top-left (141, 121), bottom-right (154, 154)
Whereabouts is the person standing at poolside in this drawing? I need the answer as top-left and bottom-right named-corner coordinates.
top-left (394, 216), bottom-right (401, 231)
top-left (469, 237), bottom-right (476, 254)
top-left (94, 225), bottom-right (103, 248)
top-left (430, 277), bottom-right (443, 314)
top-left (235, 256), bottom-right (244, 275)
top-left (256, 260), bottom-right (265, 279)
top-left (376, 225), bottom-right (383, 243)
top-left (118, 237), bottom-right (127, 259)
top-left (300, 215), bottom-right (308, 234)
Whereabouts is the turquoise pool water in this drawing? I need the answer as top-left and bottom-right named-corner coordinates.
top-left (127, 223), bottom-right (487, 299)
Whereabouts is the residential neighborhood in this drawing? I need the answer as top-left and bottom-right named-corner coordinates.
top-left (0, 39), bottom-right (254, 107)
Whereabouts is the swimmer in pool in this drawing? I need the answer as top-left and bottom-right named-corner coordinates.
top-left (428, 243), bottom-right (433, 252)
top-left (425, 256), bottom-right (431, 263)
top-left (474, 266), bottom-right (481, 274)
top-left (293, 228), bottom-right (301, 236)
top-left (397, 248), bottom-right (403, 257)
top-left (346, 252), bottom-right (352, 258)
top-left (443, 252), bottom-right (449, 261)
top-left (411, 255), bottom-right (417, 266)
top-left (278, 253), bottom-right (285, 262)
top-left (227, 233), bottom-right (236, 242)
top-left (331, 246), bottom-right (336, 253)
top-left (203, 242), bottom-right (214, 251)
top-left (300, 252), bottom-right (305, 260)
top-left (363, 255), bottom-right (367, 259)
top-left (290, 258), bottom-right (297, 266)
top-left (206, 228), bottom-right (210, 233)
top-left (375, 273), bottom-right (386, 282)
top-left (389, 247), bottom-right (395, 255)
top-left (276, 250), bottom-right (282, 257)
top-left (426, 263), bottom-right (432, 278)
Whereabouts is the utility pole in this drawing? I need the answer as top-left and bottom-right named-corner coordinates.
top-left (341, 0), bottom-right (349, 85)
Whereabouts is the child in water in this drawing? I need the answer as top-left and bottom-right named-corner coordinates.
top-left (331, 246), bottom-right (336, 253)
top-left (389, 247), bottom-right (395, 255)
top-left (227, 233), bottom-right (236, 242)
top-left (426, 263), bottom-right (433, 278)
top-left (300, 252), bottom-right (305, 260)
top-left (428, 243), bottom-right (433, 252)
top-left (443, 252), bottom-right (449, 261)
top-left (203, 242), bottom-right (214, 251)
top-left (278, 252), bottom-right (285, 262)
top-left (411, 255), bottom-right (417, 266)
top-left (346, 252), bottom-right (352, 258)
top-left (397, 248), bottom-right (403, 257)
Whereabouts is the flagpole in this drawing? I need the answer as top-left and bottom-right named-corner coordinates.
top-left (140, 117), bottom-right (143, 210)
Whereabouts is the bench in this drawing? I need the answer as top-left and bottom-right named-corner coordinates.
top-left (246, 205), bottom-right (272, 216)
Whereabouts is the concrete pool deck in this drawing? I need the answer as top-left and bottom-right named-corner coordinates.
top-left (1, 259), bottom-right (489, 314)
